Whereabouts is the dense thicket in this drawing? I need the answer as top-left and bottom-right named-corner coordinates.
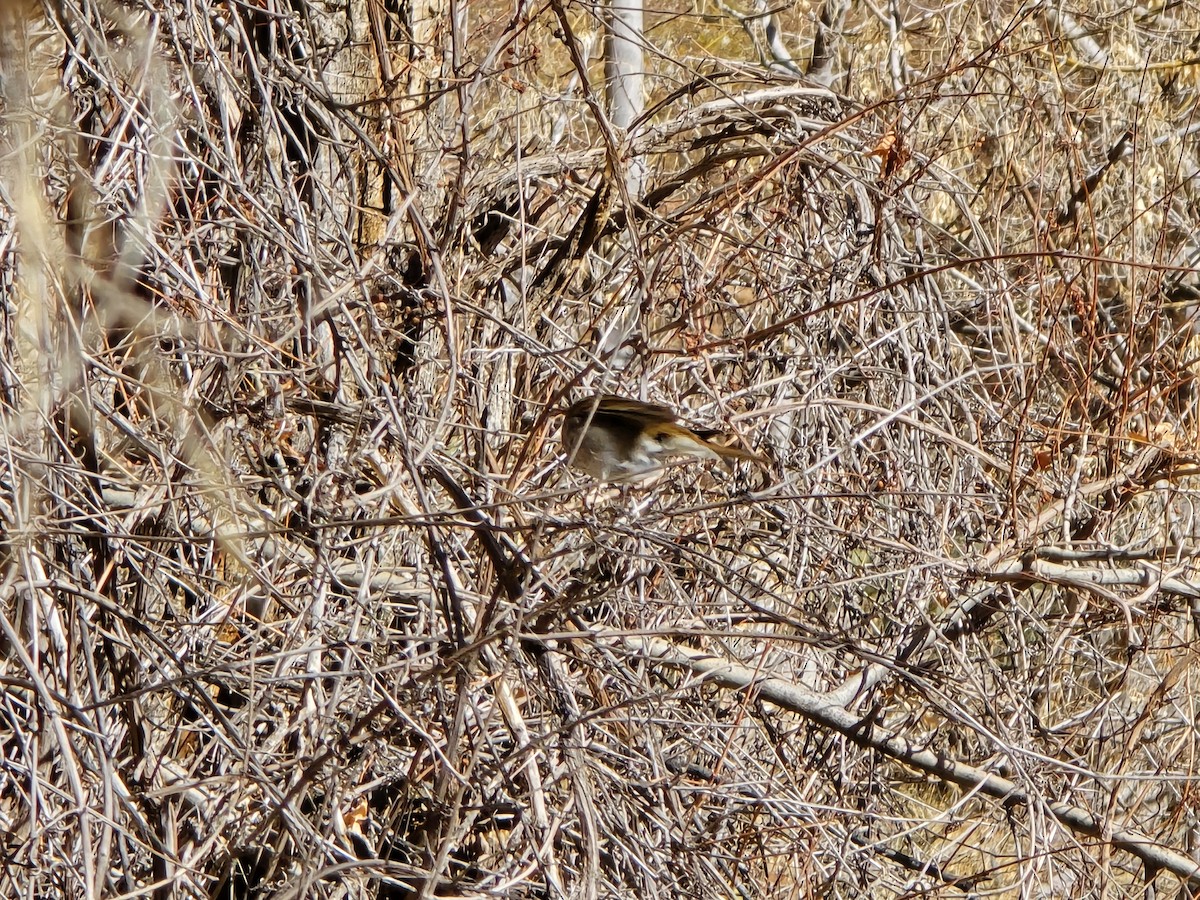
top-left (4, 1), bottom-right (1200, 896)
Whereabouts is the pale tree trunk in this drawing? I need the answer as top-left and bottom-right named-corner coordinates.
top-left (605, 0), bottom-right (645, 196)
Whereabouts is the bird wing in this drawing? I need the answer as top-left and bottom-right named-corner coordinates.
top-left (565, 395), bottom-right (680, 425)
top-left (589, 395), bottom-right (679, 423)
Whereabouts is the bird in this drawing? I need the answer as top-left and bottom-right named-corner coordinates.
top-left (561, 393), bottom-right (767, 482)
